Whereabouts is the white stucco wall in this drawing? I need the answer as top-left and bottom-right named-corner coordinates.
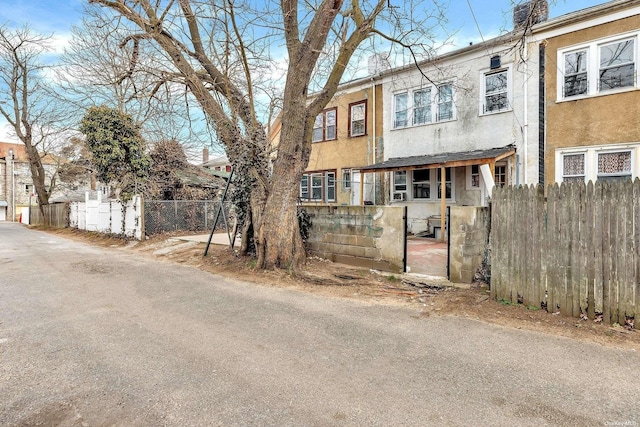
top-left (381, 40), bottom-right (539, 187)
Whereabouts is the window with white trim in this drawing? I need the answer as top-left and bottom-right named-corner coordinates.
top-left (599, 39), bottom-right (635, 91)
top-left (597, 150), bottom-right (632, 181)
top-left (412, 169), bottom-right (431, 199)
top-left (349, 101), bottom-right (366, 137)
top-left (393, 82), bottom-right (454, 128)
top-left (558, 33), bottom-right (638, 99)
top-left (393, 171), bottom-right (407, 200)
top-left (556, 145), bottom-right (638, 183)
top-left (342, 168), bottom-right (351, 190)
top-left (300, 171), bottom-right (336, 202)
top-left (394, 168), bottom-right (455, 201)
top-left (481, 68), bottom-right (510, 114)
top-left (564, 49), bottom-right (588, 97)
top-left (312, 108), bottom-right (337, 142)
top-left (437, 84), bottom-right (454, 121)
top-left (467, 165), bottom-right (480, 189)
top-left (394, 93), bottom-right (408, 128)
top-left (413, 88), bottom-right (431, 125)
top-left (561, 152), bottom-right (586, 183)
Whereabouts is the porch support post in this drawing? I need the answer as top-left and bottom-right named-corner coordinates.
top-left (440, 165), bottom-right (446, 242)
top-left (359, 172), bottom-right (365, 205)
top-left (480, 163), bottom-right (496, 198)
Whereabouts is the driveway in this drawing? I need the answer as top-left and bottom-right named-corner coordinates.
top-left (0, 222), bottom-right (638, 426)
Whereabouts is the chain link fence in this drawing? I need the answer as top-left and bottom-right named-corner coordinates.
top-left (144, 200), bottom-right (234, 236)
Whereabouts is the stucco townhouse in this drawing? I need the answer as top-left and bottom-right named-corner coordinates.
top-left (299, 76), bottom-right (385, 207)
top-left (527, 0), bottom-right (640, 186)
top-left (355, 1), bottom-right (551, 236)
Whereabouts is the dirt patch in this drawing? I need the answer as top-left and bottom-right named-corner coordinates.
top-left (45, 227), bottom-right (640, 350)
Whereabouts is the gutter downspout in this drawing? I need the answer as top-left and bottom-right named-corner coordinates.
top-left (372, 80), bottom-right (376, 204)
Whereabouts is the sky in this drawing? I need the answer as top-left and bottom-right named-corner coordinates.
top-left (0, 0), bottom-right (611, 143)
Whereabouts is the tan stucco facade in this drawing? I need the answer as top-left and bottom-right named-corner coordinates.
top-left (544, 12), bottom-right (640, 185)
top-left (304, 83), bottom-right (384, 205)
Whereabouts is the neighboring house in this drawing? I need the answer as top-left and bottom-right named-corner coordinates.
top-left (301, 80), bottom-right (384, 206)
top-left (358, 2), bottom-right (549, 234)
top-left (0, 141), bottom-right (64, 221)
top-left (201, 148), bottom-right (232, 176)
top-left (0, 143), bottom-right (28, 220)
top-left (528, 0), bottom-right (640, 185)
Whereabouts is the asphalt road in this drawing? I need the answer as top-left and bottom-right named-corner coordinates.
top-left (1, 222), bottom-right (639, 426)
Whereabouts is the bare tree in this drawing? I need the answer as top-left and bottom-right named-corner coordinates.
top-left (58, 11), bottom-right (216, 158)
top-left (0, 25), bottom-right (66, 213)
top-left (88, 0), bottom-right (444, 270)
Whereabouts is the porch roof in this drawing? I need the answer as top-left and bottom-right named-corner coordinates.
top-left (359, 145), bottom-right (516, 173)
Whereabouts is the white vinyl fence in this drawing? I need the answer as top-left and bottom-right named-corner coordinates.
top-left (69, 192), bottom-right (143, 240)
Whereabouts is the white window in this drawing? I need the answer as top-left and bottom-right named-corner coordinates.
top-left (393, 171), bottom-right (407, 200)
top-left (558, 33), bottom-right (638, 100)
top-left (393, 82), bottom-right (454, 129)
top-left (299, 171), bottom-right (337, 202)
top-left (597, 150), bottom-right (632, 181)
top-left (349, 101), bottom-right (366, 137)
top-left (326, 172), bottom-right (336, 202)
top-left (563, 49), bottom-right (588, 97)
top-left (599, 39), bottom-right (635, 91)
top-left (394, 168), bottom-right (455, 201)
top-left (437, 84), bottom-right (454, 121)
top-left (342, 168), bottom-right (351, 190)
top-left (311, 173), bottom-right (323, 200)
top-left (561, 152), bottom-right (586, 183)
top-left (482, 69), bottom-right (510, 114)
top-left (312, 108), bottom-right (337, 142)
top-left (300, 175), bottom-right (309, 200)
top-left (413, 89), bottom-right (431, 125)
top-left (556, 145), bottom-right (638, 183)
top-left (394, 93), bottom-right (408, 128)
top-left (466, 165), bottom-right (481, 190)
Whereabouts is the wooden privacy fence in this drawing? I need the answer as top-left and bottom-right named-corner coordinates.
top-left (30, 203), bottom-right (69, 228)
top-left (491, 180), bottom-right (640, 328)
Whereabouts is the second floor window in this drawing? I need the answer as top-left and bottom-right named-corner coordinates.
top-left (564, 50), bottom-right (588, 97)
top-left (599, 39), bottom-right (635, 91)
top-left (559, 33), bottom-right (638, 99)
top-left (349, 101), bottom-right (366, 137)
top-left (393, 82), bottom-right (454, 129)
top-left (483, 69), bottom-right (509, 113)
top-left (437, 84), bottom-right (453, 121)
top-left (312, 108), bottom-right (337, 142)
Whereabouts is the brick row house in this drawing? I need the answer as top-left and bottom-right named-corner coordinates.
top-left (297, 0), bottom-right (639, 238)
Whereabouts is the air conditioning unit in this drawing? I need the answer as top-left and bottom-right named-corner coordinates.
top-left (393, 192), bottom-right (406, 201)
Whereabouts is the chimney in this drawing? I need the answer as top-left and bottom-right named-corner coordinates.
top-left (202, 147), bottom-right (209, 163)
top-left (514, 0), bottom-right (548, 30)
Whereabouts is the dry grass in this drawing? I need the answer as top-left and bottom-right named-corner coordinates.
top-left (46, 227), bottom-right (640, 351)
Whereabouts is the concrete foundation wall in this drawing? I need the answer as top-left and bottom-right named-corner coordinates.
top-left (448, 206), bottom-right (489, 283)
top-left (304, 205), bottom-right (406, 273)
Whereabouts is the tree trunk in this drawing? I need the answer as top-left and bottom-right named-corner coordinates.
top-left (255, 87), bottom-right (312, 270)
top-left (24, 140), bottom-right (50, 219)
